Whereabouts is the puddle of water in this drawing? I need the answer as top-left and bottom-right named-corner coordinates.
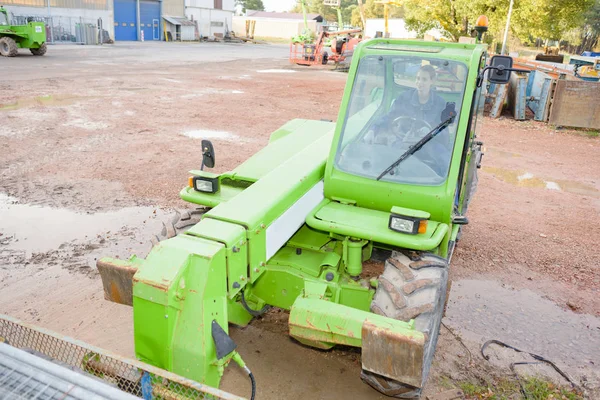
top-left (484, 167), bottom-right (546, 188)
top-left (555, 179), bottom-right (600, 197)
top-left (256, 69), bottom-right (296, 74)
top-left (483, 166), bottom-right (599, 197)
top-left (0, 95), bottom-right (81, 111)
top-left (180, 88), bottom-right (244, 99)
top-left (159, 77), bottom-right (182, 83)
top-left (445, 279), bottom-right (600, 368)
top-left (0, 194), bottom-right (163, 255)
top-left (181, 129), bottom-right (239, 141)
top-left (63, 118), bottom-right (109, 131)
top-left (487, 147), bottom-right (523, 158)
top-left (517, 172), bottom-right (534, 181)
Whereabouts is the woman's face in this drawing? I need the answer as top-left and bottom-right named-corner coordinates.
top-left (416, 70), bottom-right (434, 96)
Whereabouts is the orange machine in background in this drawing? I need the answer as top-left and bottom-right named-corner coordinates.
top-left (290, 29), bottom-right (362, 67)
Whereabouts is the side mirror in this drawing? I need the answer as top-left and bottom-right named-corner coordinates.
top-left (476, 55), bottom-right (529, 87)
top-left (488, 55), bottom-right (513, 84)
top-left (201, 139), bottom-right (215, 170)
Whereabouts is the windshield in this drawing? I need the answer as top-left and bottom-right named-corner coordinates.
top-left (335, 55), bottom-right (469, 185)
top-left (0, 12), bottom-right (8, 25)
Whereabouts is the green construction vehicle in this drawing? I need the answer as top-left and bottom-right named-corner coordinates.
top-left (0, 6), bottom-right (47, 57)
top-left (98, 34), bottom-right (523, 398)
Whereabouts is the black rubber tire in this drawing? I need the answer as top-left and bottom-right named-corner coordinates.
top-left (0, 37), bottom-right (19, 57)
top-left (361, 251), bottom-right (449, 399)
top-left (150, 208), bottom-right (207, 245)
top-left (30, 43), bottom-right (47, 56)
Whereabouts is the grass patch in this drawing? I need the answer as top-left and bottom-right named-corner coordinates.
top-left (553, 126), bottom-right (600, 138)
top-left (252, 36), bottom-right (291, 44)
top-left (450, 376), bottom-right (583, 400)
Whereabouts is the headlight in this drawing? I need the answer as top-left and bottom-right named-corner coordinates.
top-left (388, 207), bottom-right (429, 235)
top-left (191, 176), bottom-right (219, 193)
top-left (390, 217), bottom-right (416, 233)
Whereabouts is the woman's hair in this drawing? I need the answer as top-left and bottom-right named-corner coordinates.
top-left (418, 64), bottom-right (436, 80)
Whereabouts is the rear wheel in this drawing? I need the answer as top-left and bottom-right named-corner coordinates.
top-left (0, 37), bottom-right (18, 57)
top-left (151, 208), bottom-right (207, 245)
top-left (30, 43), bottom-right (47, 56)
top-left (361, 251), bottom-right (449, 398)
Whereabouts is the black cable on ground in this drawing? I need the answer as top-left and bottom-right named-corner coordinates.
top-left (481, 339), bottom-right (581, 399)
top-left (248, 371), bottom-right (256, 400)
top-left (240, 290), bottom-right (270, 317)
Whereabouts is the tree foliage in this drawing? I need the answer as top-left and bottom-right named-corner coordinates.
top-left (236, 0), bottom-right (265, 13)
top-left (292, 0), bottom-right (361, 27)
top-left (402, 0), bottom-right (594, 44)
top-left (289, 0), bottom-right (598, 48)
top-left (350, 0), bottom-right (404, 28)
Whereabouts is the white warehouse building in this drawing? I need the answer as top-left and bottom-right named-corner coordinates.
top-left (185, 0), bottom-right (234, 38)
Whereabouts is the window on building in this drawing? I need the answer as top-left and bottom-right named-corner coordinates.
top-left (214, 0), bottom-right (222, 10)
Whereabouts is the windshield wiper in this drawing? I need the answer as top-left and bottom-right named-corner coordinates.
top-left (376, 115), bottom-right (455, 181)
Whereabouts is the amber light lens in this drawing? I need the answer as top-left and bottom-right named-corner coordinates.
top-left (475, 15), bottom-right (489, 28)
top-left (418, 220), bottom-right (428, 234)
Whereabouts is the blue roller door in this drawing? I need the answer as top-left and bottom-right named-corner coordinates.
top-left (114, 0), bottom-right (136, 41)
top-left (114, 0), bottom-right (160, 41)
top-left (140, 1), bottom-right (160, 41)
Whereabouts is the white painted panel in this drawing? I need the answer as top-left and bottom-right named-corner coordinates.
top-left (265, 181), bottom-right (324, 260)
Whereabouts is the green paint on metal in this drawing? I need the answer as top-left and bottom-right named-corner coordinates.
top-left (390, 206), bottom-right (431, 220)
top-left (307, 200), bottom-right (448, 250)
top-left (346, 238), bottom-right (367, 276)
top-left (289, 297), bottom-right (422, 348)
top-left (186, 218), bottom-right (249, 298)
top-left (132, 234), bottom-right (229, 387)
top-left (227, 298), bottom-right (253, 327)
top-left (180, 185), bottom-right (245, 208)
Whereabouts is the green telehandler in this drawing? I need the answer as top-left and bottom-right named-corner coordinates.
top-left (0, 6), bottom-right (47, 57)
top-left (98, 34), bottom-right (524, 398)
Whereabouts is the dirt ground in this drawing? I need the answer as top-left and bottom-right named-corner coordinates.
top-left (1, 42), bottom-right (599, 399)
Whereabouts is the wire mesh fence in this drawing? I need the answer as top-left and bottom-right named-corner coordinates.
top-left (10, 14), bottom-right (103, 44)
top-left (0, 315), bottom-right (243, 400)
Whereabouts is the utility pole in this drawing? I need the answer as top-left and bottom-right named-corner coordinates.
top-left (501, 0), bottom-right (514, 54)
top-left (47, 0), bottom-right (54, 43)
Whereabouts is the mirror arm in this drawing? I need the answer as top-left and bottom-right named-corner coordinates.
top-left (476, 66), bottom-right (531, 87)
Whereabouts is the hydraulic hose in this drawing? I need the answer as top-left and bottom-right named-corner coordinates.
top-left (248, 369), bottom-right (256, 400)
top-left (240, 290), bottom-right (270, 317)
top-left (232, 352), bottom-right (256, 400)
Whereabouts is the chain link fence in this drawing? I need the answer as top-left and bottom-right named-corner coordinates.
top-left (0, 314), bottom-right (243, 400)
top-left (11, 14), bottom-right (106, 44)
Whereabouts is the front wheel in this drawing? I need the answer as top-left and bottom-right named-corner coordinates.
top-left (361, 251), bottom-right (449, 398)
top-left (30, 43), bottom-right (47, 56)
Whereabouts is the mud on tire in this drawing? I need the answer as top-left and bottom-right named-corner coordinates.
top-left (30, 43), bottom-right (47, 56)
top-left (150, 208), bottom-right (207, 245)
top-left (361, 251), bottom-right (449, 399)
top-left (0, 37), bottom-right (19, 57)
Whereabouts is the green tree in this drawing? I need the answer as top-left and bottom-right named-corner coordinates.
top-left (236, 0), bottom-right (265, 13)
top-left (402, 0), bottom-right (594, 44)
top-left (350, 0), bottom-right (404, 29)
top-left (578, 0), bottom-right (600, 51)
top-left (292, 0), bottom-right (361, 27)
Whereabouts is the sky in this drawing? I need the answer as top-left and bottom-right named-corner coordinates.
top-left (262, 0), bottom-right (297, 12)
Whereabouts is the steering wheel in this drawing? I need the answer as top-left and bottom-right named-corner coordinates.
top-left (391, 116), bottom-right (431, 145)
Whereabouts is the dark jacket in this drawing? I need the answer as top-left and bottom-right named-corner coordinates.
top-left (387, 89), bottom-right (447, 127)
